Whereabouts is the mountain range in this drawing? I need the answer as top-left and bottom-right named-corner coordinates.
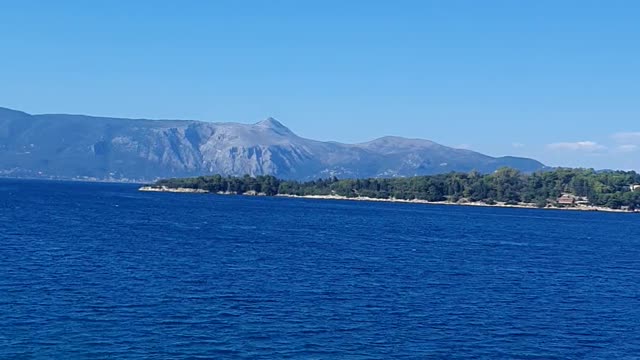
top-left (0, 107), bottom-right (546, 181)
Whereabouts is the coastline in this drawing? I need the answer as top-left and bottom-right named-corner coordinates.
top-left (138, 186), bottom-right (209, 194)
top-left (138, 186), bottom-right (637, 213)
top-left (275, 194), bottom-right (637, 213)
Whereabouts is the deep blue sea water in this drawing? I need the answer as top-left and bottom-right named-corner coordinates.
top-left (1, 179), bottom-right (640, 359)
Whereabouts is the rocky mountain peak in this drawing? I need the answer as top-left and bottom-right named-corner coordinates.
top-left (253, 117), bottom-right (296, 137)
top-left (255, 117), bottom-right (288, 130)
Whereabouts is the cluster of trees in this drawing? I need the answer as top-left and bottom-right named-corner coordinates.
top-left (155, 168), bottom-right (640, 210)
top-left (156, 174), bottom-right (282, 196)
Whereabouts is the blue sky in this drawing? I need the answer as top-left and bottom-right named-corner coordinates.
top-left (1, 0), bottom-right (639, 170)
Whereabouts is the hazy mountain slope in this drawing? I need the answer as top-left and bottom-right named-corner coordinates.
top-left (0, 107), bottom-right (545, 181)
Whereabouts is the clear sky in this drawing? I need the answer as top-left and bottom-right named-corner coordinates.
top-left (1, 0), bottom-right (639, 170)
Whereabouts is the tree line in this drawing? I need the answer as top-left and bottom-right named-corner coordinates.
top-left (154, 168), bottom-right (640, 210)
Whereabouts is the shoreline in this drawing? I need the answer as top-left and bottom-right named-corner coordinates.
top-left (139, 186), bottom-right (209, 194)
top-left (138, 186), bottom-right (637, 213)
top-left (275, 194), bottom-right (637, 213)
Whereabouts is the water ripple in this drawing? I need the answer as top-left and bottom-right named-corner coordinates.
top-left (1, 179), bottom-right (639, 359)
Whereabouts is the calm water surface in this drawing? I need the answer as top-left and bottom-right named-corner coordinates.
top-left (1, 179), bottom-right (639, 359)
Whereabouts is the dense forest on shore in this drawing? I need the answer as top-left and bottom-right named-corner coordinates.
top-left (154, 168), bottom-right (640, 210)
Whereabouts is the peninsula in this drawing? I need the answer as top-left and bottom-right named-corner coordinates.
top-left (141, 168), bottom-right (640, 212)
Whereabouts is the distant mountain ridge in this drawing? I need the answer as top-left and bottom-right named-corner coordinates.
top-left (0, 107), bottom-right (546, 181)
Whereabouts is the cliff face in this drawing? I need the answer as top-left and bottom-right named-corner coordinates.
top-left (0, 107), bottom-right (545, 181)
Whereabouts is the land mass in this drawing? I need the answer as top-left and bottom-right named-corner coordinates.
top-left (143, 168), bottom-right (640, 212)
top-left (0, 106), bottom-right (545, 181)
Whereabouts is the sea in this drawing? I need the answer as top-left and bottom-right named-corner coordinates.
top-left (1, 179), bottom-right (639, 359)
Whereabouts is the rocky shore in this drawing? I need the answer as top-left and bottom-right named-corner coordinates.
top-left (138, 186), bottom-right (209, 194)
top-left (275, 194), bottom-right (638, 213)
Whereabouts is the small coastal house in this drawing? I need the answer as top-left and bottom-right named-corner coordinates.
top-left (630, 184), bottom-right (640, 192)
top-left (557, 194), bottom-right (577, 205)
